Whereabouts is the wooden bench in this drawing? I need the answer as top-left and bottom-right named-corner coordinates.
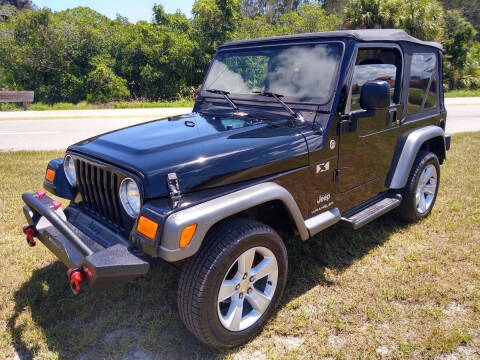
top-left (0, 91), bottom-right (34, 110)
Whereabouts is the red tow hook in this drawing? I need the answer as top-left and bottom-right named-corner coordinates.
top-left (22, 225), bottom-right (36, 247)
top-left (67, 268), bottom-right (84, 295)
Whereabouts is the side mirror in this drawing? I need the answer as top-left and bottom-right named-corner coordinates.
top-left (360, 80), bottom-right (390, 110)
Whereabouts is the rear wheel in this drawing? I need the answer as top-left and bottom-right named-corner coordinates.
top-left (177, 218), bottom-right (288, 348)
top-left (394, 151), bottom-right (440, 222)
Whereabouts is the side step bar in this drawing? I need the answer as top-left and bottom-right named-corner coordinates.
top-left (340, 193), bottom-right (402, 230)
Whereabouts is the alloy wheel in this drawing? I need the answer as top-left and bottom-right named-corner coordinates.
top-left (415, 164), bottom-right (438, 214)
top-left (217, 246), bottom-right (278, 332)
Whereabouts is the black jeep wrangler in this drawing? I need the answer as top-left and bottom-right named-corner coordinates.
top-left (22, 29), bottom-right (451, 348)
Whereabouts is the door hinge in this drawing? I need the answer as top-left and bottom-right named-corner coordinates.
top-left (334, 169), bottom-right (340, 182)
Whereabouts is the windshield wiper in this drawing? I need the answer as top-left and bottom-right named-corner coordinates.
top-left (253, 91), bottom-right (304, 122)
top-left (206, 89), bottom-right (239, 112)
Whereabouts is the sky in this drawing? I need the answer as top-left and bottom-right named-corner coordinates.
top-left (33, 0), bottom-right (195, 23)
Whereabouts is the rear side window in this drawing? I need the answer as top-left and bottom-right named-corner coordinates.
top-left (408, 53), bottom-right (438, 114)
top-left (350, 48), bottom-right (402, 112)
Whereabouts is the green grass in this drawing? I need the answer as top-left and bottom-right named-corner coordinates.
top-left (0, 99), bottom-right (194, 111)
top-left (444, 89), bottom-right (480, 98)
top-left (1, 133), bottom-right (479, 359)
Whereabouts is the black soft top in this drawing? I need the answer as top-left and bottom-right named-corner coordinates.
top-left (221, 29), bottom-right (442, 50)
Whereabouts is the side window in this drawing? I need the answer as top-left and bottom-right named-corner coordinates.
top-left (408, 53), bottom-right (438, 114)
top-left (350, 48), bottom-right (402, 112)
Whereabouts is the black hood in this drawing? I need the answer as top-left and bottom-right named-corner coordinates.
top-left (68, 113), bottom-right (309, 198)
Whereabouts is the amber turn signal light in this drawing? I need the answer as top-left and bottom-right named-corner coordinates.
top-left (137, 216), bottom-right (158, 240)
top-left (179, 224), bottom-right (197, 248)
top-left (45, 168), bottom-right (55, 183)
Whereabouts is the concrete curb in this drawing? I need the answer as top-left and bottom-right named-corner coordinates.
top-left (445, 97), bottom-right (480, 106)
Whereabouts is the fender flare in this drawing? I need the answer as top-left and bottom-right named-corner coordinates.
top-left (386, 125), bottom-right (446, 189)
top-left (158, 182), bottom-right (313, 262)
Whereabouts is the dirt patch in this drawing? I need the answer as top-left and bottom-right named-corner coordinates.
top-left (327, 334), bottom-right (346, 350)
top-left (376, 345), bottom-right (391, 357)
top-left (276, 335), bottom-right (305, 350)
top-left (443, 302), bottom-right (467, 316)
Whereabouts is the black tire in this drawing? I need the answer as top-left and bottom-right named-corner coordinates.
top-left (394, 151), bottom-right (440, 222)
top-left (177, 218), bottom-right (288, 349)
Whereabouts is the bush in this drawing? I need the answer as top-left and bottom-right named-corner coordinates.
top-left (86, 64), bottom-right (129, 103)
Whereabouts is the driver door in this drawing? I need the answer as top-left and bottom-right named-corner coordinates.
top-left (337, 46), bottom-right (404, 202)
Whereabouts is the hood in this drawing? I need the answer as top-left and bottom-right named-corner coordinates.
top-left (68, 113), bottom-right (309, 198)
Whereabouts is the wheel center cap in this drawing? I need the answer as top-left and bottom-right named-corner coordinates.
top-left (240, 280), bottom-right (249, 293)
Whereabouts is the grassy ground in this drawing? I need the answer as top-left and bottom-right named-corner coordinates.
top-left (0, 133), bottom-right (479, 359)
top-left (0, 99), bottom-right (195, 112)
top-left (444, 89), bottom-right (480, 98)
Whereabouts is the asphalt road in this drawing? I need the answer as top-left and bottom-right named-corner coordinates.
top-left (0, 101), bottom-right (478, 151)
top-left (0, 108), bottom-right (192, 151)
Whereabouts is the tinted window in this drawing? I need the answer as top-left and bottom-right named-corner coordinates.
top-left (408, 53), bottom-right (437, 114)
top-left (203, 43), bottom-right (343, 101)
top-left (350, 48), bottom-right (402, 111)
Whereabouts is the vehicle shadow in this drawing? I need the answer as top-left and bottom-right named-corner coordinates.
top-left (8, 214), bottom-right (407, 360)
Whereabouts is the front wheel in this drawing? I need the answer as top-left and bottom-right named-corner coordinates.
top-left (177, 218), bottom-right (288, 349)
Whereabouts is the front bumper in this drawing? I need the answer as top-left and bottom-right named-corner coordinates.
top-left (22, 191), bottom-right (149, 289)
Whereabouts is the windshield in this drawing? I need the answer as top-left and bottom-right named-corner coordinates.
top-left (203, 43), bottom-right (343, 102)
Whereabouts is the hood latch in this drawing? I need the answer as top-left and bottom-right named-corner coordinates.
top-left (167, 173), bottom-right (181, 207)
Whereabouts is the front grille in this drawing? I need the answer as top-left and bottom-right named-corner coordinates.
top-left (75, 158), bottom-right (126, 230)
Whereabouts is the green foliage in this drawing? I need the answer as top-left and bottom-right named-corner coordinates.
top-left (344, 0), bottom-right (402, 29)
top-left (241, 0), bottom-right (308, 23)
top-left (192, 0), bottom-right (242, 53)
top-left (277, 2), bottom-right (341, 33)
top-left (344, 0), bottom-right (444, 41)
top-left (323, 0), bottom-right (348, 15)
top-left (0, 0), bottom-right (32, 9)
top-left (86, 61), bottom-right (129, 103)
top-left (343, 0), bottom-right (480, 90)
top-left (458, 42), bottom-right (480, 89)
top-left (443, 10), bottom-right (477, 89)
top-left (439, 0), bottom-right (480, 40)
top-left (233, 1), bottom-right (341, 39)
top-left (153, 4), bottom-right (191, 33)
top-left (0, 6), bottom-right (198, 103)
top-left (0, 0), bottom-right (479, 104)
top-left (401, 0), bottom-right (444, 41)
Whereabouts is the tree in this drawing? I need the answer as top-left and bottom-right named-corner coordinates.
top-left (344, 0), bottom-right (403, 29)
top-left (233, 2), bottom-right (341, 39)
top-left (276, 2), bottom-right (341, 33)
top-left (443, 9), bottom-right (477, 88)
top-left (86, 57), bottom-right (129, 103)
top-left (0, 0), bottom-right (32, 9)
top-left (191, 0), bottom-right (241, 63)
top-left (1, 0), bottom-right (477, 103)
top-left (344, 0), bottom-right (444, 41)
top-left (401, 0), bottom-right (444, 41)
top-left (322, 0), bottom-right (348, 15)
top-left (241, 0), bottom-right (308, 23)
top-left (153, 5), bottom-right (191, 33)
top-left (439, 0), bottom-right (480, 39)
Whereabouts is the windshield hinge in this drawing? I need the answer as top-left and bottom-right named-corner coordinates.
top-left (337, 114), bottom-right (355, 136)
top-left (167, 173), bottom-right (181, 203)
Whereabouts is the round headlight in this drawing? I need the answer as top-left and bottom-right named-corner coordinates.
top-left (119, 178), bottom-right (141, 218)
top-left (63, 155), bottom-right (76, 187)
